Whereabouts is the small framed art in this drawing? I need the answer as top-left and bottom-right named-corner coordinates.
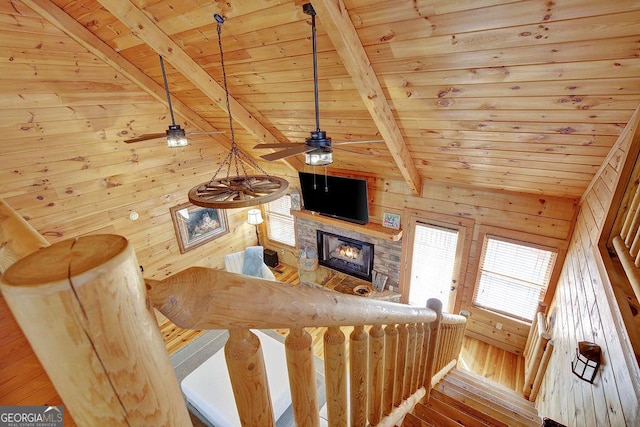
top-left (382, 212), bottom-right (401, 230)
top-left (170, 202), bottom-right (229, 253)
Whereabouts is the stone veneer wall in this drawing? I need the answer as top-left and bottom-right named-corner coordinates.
top-left (296, 218), bottom-right (402, 292)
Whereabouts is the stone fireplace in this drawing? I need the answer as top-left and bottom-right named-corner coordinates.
top-left (317, 230), bottom-right (374, 281)
top-left (295, 216), bottom-right (402, 292)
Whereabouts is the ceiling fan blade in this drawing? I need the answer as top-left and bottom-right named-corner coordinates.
top-left (185, 131), bottom-right (225, 135)
top-left (254, 143), bottom-right (306, 149)
top-left (332, 139), bottom-right (385, 145)
top-left (333, 145), bottom-right (376, 156)
top-left (124, 132), bottom-right (167, 143)
top-left (260, 145), bottom-right (315, 161)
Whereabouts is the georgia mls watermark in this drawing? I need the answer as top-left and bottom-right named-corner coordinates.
top-left (0, 405), bottom-right (63, 427)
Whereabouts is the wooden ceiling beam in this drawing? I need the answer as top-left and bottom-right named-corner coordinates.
top-left (21, 0), bottom-right (232, 149)
top-left (94, 0), bottom-right (304, 172)
top-left (312, 0), bottom-right (421, 195)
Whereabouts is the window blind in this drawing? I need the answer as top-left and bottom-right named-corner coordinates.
top-left (473, 235), bottom-right (556, 322)
top-left (266, 195), bottom-right (295, 247)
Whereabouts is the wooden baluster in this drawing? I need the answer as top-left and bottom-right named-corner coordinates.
top-left (394, 323), bottom-right (408, 407)
top-left (530, 340), bottom-right (555, 402)
top-left (382, 324), bottom-right (398, 415)
top-left (523, 331), bottom-right (551, 399)
top-left (324, 326), bottom-right (347, 426)
top-left (350, 325), bottom-right (369, 427)
top-left (412, 322), bottom-right (424, 392)
top-left (226, 329), bottom-right (275, 426)
top-left (403, 323), bottom-right (417, 399)
top-left (423, 299), bottom-right (443, 400)
top-left (368, 324), bottom-right (385, 425)
top-left (285, 328), bottom-right (319, 427)
top-left (0, 235), bottom-right (191, 426)
top-left (417, 322), bottom-right (431, 389)
top-left (621, 183), bottom-right (640, 240)
top-left (631, 222), bottom-right (640, 257)
top-left (625, 189), bottom-right (640, 247)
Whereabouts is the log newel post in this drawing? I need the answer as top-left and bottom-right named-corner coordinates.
top-left (285, 327), bottom-right (320, 427)
top-left (324, 326), bottom-right (347, 426)
top-left (225, 328), bottom-right (275, 426)
top-left (0, 234), bottom-right (192, 426)
top-left (423, 298), bottom-right (443, 401)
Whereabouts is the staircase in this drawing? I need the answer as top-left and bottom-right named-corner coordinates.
top-left (403, 368), bottom-right (541, 427)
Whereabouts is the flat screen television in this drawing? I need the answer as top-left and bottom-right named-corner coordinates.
top-left (298, 172), bottom-right (369, 225)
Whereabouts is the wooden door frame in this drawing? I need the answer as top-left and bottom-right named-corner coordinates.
top-left (399, 208), bottom-right (474, 313)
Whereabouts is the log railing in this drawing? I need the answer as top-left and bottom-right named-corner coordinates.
top-left (0, 232), bottom-right (468, 426)
top-left (612, 161), bottom-right (640, 305)
top-left (522, 304), bottom-right (553, 401)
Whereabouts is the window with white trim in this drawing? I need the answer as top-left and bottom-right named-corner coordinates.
top-left (473, 235), bottom-right (557, 322)
top-left (265, 195), bottom-right (295, 247)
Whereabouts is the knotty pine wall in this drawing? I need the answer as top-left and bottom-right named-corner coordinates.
top-left (312, 169), bottom-right (578, 355)
top-left (0, 2), bottom-right (294, 414)
top-left (535, 109), bottom-right (640, 425)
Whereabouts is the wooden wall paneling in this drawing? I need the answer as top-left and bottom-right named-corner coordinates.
top-left (537, 107), bottom-right (640, 425)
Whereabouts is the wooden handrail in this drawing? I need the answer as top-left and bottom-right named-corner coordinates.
top-left (146, 266), bottom-right (437, 329)
top-left (1, 232), bottom-right (469, 427)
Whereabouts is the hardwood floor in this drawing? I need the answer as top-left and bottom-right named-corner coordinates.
top-left (157, 263), bottom-right (525, 392)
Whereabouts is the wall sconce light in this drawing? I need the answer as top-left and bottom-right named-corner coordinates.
top-left (247, 209), bottom-right (264, 246)
top-left (571, 341), bottom-right (601, 383)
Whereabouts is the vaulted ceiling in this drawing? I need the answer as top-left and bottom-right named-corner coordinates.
top-left (23, 0), bottom-right (640, 199)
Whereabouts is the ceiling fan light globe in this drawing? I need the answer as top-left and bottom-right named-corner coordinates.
top-left (306, 150), bottom-right (333, 166)
top-left (166, 125), bottom-right (188, 148)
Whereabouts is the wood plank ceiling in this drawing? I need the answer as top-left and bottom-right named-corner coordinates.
top-left (23, 0), bottom-right (640, 199)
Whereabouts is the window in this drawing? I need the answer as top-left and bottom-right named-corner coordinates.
top-left (473, 235), bottom-right (557, 322)
top-left (265, 195), bottom-right (295, 247)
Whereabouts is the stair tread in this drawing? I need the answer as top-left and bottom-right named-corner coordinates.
top-left (416, 400), bottom-right (490, 427)
top-left (446, 369), bottom-right (538, 415)
top-left (451, 368), bottom-right (529, 399)
top-left (429, 389), bottom-right (509, 427)
top-left (434, 381), bottom-right (541, 427)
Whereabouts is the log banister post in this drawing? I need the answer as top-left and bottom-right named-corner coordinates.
top-left (423, 298), bottom-right (443, 401)
top-left (394, 323), bottom-right (408, 406)
top-left (403, 323), bottom-right (417, 399)
top-left (382, 324), bottom-right (398, 416)
top-left (0, 234), bottom-right (191, 426)
top-left (226, 328), bottom-right (275, 426)
top-left (285, 327), bottom-right (319, 426)
top-left (324, 326), bottom-right (347, 426)
top-left (368, 324), bottom-right (385, 425)
top-left (350, 325), bottom-right (369, 426)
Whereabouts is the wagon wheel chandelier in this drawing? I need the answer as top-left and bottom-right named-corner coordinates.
top-left (188, 14), bottom-right (288, 209)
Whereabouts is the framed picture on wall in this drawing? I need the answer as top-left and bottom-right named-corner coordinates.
top-left (170, 202), bottom-right (229, 253)
top-left (382, 212), bottom-right (401, 230)
top-left (290, 189), bottom-right (301, 210)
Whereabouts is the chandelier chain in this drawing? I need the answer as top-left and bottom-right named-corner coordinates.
top-left (207, 17), bottom-right (271, 183)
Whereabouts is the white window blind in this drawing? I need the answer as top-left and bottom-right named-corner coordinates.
top-left (266, 195), bottom-right (295, 247)
top-left (408, 223), bottom-right (459, 309)
top-left (473, 235), bottom-right (556, 322)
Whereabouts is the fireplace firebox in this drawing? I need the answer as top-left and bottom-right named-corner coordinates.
top-left (317, 230), bottom-right (374, 281)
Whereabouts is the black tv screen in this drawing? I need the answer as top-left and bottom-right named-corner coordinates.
top-left (298, 172), bottom-right (369, 225)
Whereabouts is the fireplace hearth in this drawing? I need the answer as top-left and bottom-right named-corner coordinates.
top-left (317, 230), bottom-right (374, 281)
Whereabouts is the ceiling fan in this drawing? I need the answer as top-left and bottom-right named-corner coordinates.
top-left (253, 3), bottom-right (383, 166)
top-left (124, 55), bottom-right (223, 147)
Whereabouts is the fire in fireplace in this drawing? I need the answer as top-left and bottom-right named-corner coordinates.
top-left (317, 230), bottom-right (374, 281)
